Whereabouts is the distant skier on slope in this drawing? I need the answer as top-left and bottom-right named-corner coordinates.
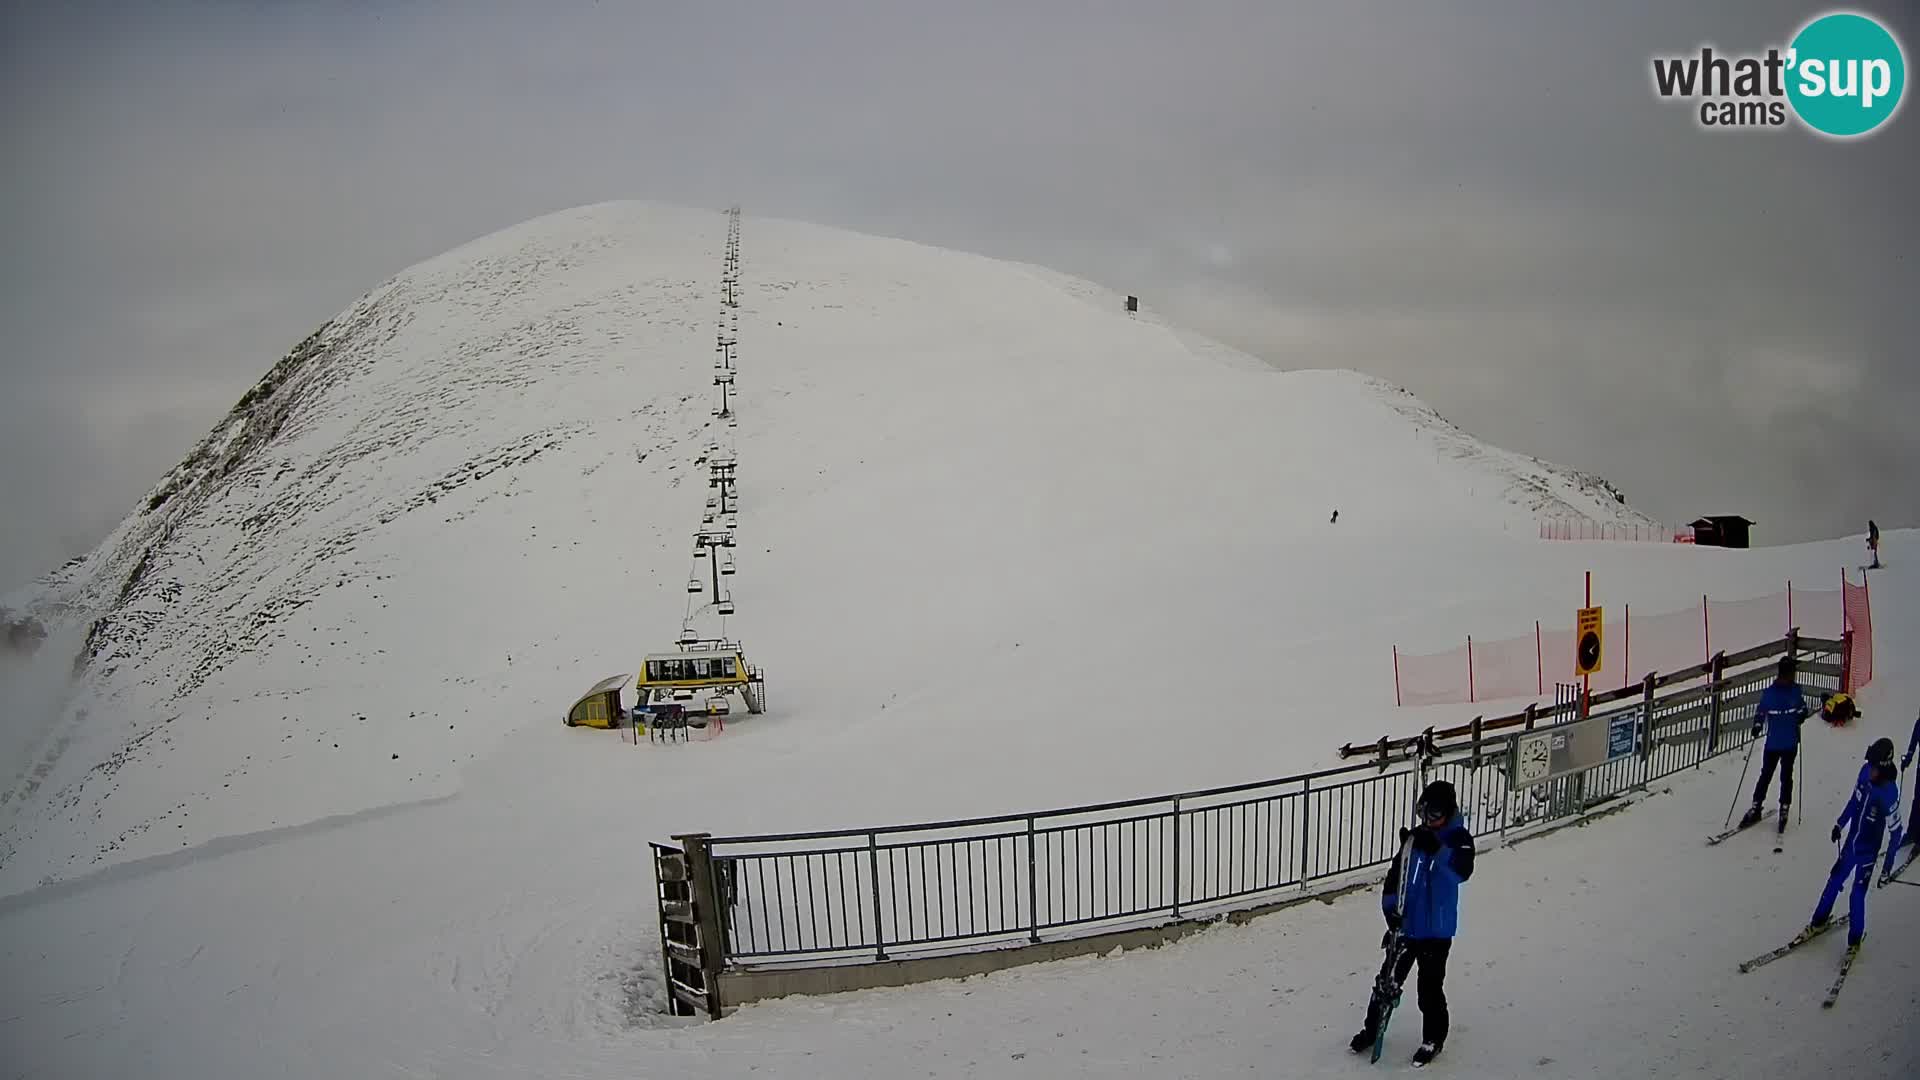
top-left (1349, 780), bottom-right (1475, 1067)
top-left (1741, 656), bottom-right (1811, 831)
top-left (1808, 739), bottom-right (1903, 947)
top-left (1866, 519), bottom-right (1880, 569)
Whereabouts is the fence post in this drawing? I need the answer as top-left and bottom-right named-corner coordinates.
top-left (1707, 652), bottom-right (1726, 754)
top-left (1470, 715), bottom-right (1484, 770)
top-left (869, 831), bottom-right (889, 960)
top-left (1170, 798), bottom-right (1182, 918)
top-left (1524, 702), bottom-right (1537, 731)
top-left (1297, 780), bottom-right (1311, 889)
top-left (1415, 730), bottom-right (1433, 804)
top-left (1639, 672), bottom-right (1657, 765)
top-left (1024, 818), bottom-right (1039, 944)
top-left (674, 832), bottom-right (726, 1019)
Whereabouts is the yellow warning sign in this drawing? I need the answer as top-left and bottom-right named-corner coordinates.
top-left (1575, 606), bottom-right (1604, 676)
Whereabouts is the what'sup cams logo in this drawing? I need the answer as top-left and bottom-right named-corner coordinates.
top-left (1651, 10), bottom-right (1906, 137)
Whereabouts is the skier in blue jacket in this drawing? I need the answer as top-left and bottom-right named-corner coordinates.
top-left (1350, 780), bottom-right (1476, 1067)
top-left (1741, 656), bottom-right (1811, 830)
top-left (1809, 739), bottom-right (1904, 948)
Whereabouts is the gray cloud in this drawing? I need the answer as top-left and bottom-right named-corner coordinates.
top-left (3, 0), bottom-right (1916, 586)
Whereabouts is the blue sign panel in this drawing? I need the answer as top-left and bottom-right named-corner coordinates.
top-left (1608, 713), bottom-right (1636, 760)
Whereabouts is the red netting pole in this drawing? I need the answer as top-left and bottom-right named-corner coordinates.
top-left (1787, 579), bottom-right (1793, 633)
top-left (1624, 602), bottom-right (1631, 688)
top-left (1861, 573), bottom-right (1873, 688)
top-left (1535, 620), bottom-right (1543, 694)
top-left (1584, 571), bottom-right (1592, 712)
top-left (1393, 645), bottom-right (1402, 707)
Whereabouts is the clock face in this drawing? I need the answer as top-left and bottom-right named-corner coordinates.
top-left (1516, 734), bottom-right (1552, 784)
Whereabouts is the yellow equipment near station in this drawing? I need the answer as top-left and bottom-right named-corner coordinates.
top-left (564, 674), bottom-right (631, 729)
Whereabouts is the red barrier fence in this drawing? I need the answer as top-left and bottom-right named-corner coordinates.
top-left (1539, 519), bottom-right (1689, 543)
top-left (1842, 570), bottom-right (1873, 693)
top-left (1393, 580), bottom-right (1849, 707)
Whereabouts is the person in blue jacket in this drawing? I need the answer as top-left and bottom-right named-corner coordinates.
top-left (1809, 739), bottom-right (1904, 948)
top-left (1350, 780), bottom-right (1476, 1066)
top-left (1740, 656), bottom-right (1811, 828)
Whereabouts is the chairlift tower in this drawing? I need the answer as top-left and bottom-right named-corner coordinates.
top-left (689, 526), bottom-right (738, 630)
top-left (708, 455), bottom-right (738, 516)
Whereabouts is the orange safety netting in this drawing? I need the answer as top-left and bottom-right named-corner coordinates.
top-left (1394, 582), bottom-right (1848, 706)
top-left (1843, 573), bottom-right (1873, 692)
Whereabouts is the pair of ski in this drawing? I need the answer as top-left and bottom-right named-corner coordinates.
top-left (1705, 808), bottom-right (1787, 850)
top-left (1737, 915), bottom-right (1858, 1007)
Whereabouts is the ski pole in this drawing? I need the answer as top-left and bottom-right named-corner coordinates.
top-left (1724, 739), bottom-right (1759, 831)
top-left (1797, 743), bottom-right (1805, 828)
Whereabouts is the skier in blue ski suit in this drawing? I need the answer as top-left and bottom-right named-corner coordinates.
top-left (1810, 742), bottom-right (1904, 947)
top-left (1741, 656), bottom-right (1811, 827)
top-left (1351, 780), bottom-right (1476, 1065)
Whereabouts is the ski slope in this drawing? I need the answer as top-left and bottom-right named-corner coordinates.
top-left (0, 202), bottom-right (1911, 1078)
top-left (0, 201), bottom-right (1661, 894)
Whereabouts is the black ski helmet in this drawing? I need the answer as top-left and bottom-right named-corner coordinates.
top-left (1776, 655), bottom-right (1797, 681)
top-left (1866, 737), bottom-right (1896, 765)
top-left (1416, 780), bottom-right (1458, 821)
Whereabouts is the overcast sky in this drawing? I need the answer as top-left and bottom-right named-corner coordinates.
top-left (3, 1), bottom-right (1916, 589)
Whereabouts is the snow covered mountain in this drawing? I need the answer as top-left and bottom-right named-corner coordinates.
top-left (0, 201), bottom-right (1911, 1080)
top-left (0, 201), bottom-right (1657, 894)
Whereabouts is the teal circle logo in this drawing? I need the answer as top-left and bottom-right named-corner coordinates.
top-left (1786, 12), bottom-right (1906, 137)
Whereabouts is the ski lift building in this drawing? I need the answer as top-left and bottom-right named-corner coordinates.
top-left (636, 646), bottom-right (766, 714)
top-left (1688, 515), bottom-right (1754, 549)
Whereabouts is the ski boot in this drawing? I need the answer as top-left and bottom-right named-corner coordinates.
top-left (1738, 803), bottom-right (1764, 829)
top-left (1349, 1029), bottom-right (1377, 1055)
top-left (1412, 1042), bottom-right (1443, 1067)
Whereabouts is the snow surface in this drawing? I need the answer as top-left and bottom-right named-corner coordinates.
top-left (0, 201), bottom-right (1912, 1078)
